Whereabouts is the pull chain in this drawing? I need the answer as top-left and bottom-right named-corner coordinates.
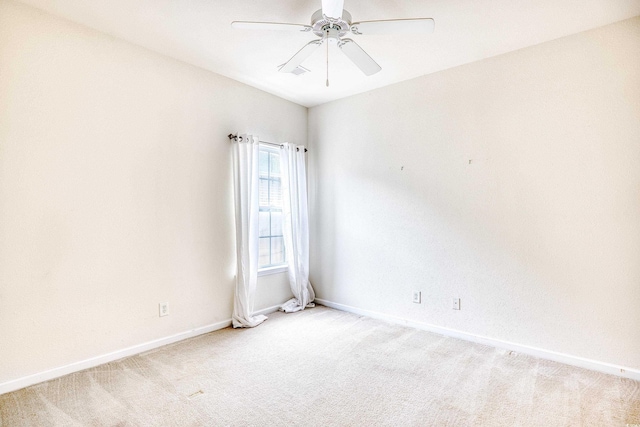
top-left (326, 29), bottom-right (329, 87)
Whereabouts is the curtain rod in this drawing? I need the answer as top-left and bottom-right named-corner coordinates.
top-left (228, 134), bottom-right (308, 152)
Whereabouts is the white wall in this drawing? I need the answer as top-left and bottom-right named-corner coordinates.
top-left (308, 17), bottom-right (640, 369)
top-left (0, 0), bottom-right (304, 385)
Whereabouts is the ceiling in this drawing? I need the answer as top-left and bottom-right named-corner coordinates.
top-left (17, 0), bottom-right (640, 107)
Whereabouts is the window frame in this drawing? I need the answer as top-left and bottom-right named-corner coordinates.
top-left (257, 144), bottom-right (287, 275)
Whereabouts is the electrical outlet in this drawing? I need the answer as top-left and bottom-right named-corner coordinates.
top-left (453, 298), bottom-right (460, 310)
top-left (159, 302), bottom-right (169, 317)
top-left (412, 291), bottom-right (421, 304)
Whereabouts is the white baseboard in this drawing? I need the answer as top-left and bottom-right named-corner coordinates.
top-left (0, 320), bottom-right (233, 395)
top-left (0, 319), bottom-right (231, 395)
top-left (5, 300), bottom-right (632, 395)
top-left (315, 298), bottom-right (640, 381)
top-left (0, 304), bottom-right (283, 396)
top-left (254, 304), bottom-right (282, 317)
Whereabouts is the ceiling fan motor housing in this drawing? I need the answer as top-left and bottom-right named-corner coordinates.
top-left (311, 9), bottom-right (352, 38)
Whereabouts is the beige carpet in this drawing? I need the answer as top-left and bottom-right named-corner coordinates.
top-left (1, 306), bottom-right (638, 426)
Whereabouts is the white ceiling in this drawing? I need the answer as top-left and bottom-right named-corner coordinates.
top-left (18, 0), bottom-right (640, 107)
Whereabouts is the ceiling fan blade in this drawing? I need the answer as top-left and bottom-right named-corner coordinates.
top-left (231, 21), bottom-right (312, 32)
top-left (279, 39), bottom-right (324, 73)
top-left (338, 39), bottom-right (381, 76)
top-left (321, 0), bottom-right (344, 19)
top-left (351, 18), bottom-right (435, 35)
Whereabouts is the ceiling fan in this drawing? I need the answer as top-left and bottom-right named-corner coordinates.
top-left (231, 0), bottom-right (434, 80)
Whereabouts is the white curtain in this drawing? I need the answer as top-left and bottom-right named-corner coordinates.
top-left (279, 143), bottom-right (315, 313)
top-left (231, 134), bottom-right (267, 328)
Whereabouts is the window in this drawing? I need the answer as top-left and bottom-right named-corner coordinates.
top-left (258, 146), bottom-right (286, 272)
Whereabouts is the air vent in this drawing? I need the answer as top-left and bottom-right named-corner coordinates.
top-left (278, 64), bottom-right (310, 75)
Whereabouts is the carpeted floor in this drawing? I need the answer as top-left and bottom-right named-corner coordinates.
top-left (1, 306), bottom-right (638, 426)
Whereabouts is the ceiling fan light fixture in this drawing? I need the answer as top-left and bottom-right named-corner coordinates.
top-left (325, 27), bottom-right (341, 44)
